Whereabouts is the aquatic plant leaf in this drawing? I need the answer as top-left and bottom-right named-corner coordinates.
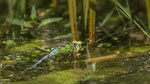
top-left (38, 18), bottom-right (63, 28)
top-left (112, 0), bottom-right (150, 38)
top-left (112, 0), bottom-right (131, 20)
top-left (53, 33), bottom-right (72, 40)
top-left (8, 18), bottom-right (32, 28)
top-left (126, 0), bottom-right (131, 17)
top-left (100, 9), bottom-right (114, 27)
top-left (30, 6), bottom-right (37, 21)
top-left (133, 20), bottom-right (150, 38)
top-left (134, 16), bottom-right (150, 33)
top-left (117, 8), bottom-right (129, 19)
top-left (5, 40), bottom-right (16, 47)
top-left (92, 63), bottom-right (96, 71)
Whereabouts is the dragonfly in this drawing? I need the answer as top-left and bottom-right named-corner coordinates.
top-left (27, 41), bottom-right (81, 70)
top-left (27, 21), bottom-right (82, 70)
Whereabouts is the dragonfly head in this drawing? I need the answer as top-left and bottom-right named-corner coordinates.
top-left (72, 41), bottom-right (82, 52)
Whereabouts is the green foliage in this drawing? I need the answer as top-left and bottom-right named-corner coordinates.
top-left (8, 18), bottom-right (32, 28)
top-left (6, 0), bottom-right (26, 38)
top-left (53, 33), bottom-right (72, 40)
top-left (7, 5), bottom-right (63, 38)
top-left (30, 6), bottom-right (37, 21)
top-left (4, 40), bottom-right (16, 47)
top-left (112, 0), bottom-right (150, 38)
top-left (8, 6), bottom-right (62, 28)
top-left (134, 16), bottom-right (150, 33)
top-left (38, 18), bottom-right (63, 28)
top-left (92, 63), bottom-right (96, 71)
top-left (112, 0), bottom-right (131, 20)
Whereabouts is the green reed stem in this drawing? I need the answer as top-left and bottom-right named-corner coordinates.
top-left (146, 0), bottom-right (150, 29)
top-left (84, 0), bottom-right (89, 31)
top-left (89, 0), bottom-right (96, 44)
top-left (68, 0), bottom-right (79, 41)
top-left (52, 0), bottom-right (58, 15)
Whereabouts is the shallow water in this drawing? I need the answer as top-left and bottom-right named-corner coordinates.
top-left (0, 39), bottom-right (150, 84)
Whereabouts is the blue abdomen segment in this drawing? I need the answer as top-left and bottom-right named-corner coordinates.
top-left (49, 48), bottom-right (58, 56)
top-left (27, 48), bottom-right (58, 70)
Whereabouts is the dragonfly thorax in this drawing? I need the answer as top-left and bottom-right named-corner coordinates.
top-left (73, 41), bottom-right (82, 53)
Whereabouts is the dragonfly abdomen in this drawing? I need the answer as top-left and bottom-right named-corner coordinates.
top-left (27, 48), bottom-right (60, 70)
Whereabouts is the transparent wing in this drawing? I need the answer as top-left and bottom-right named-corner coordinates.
top-left (29, 21), bottom-right (73, 47)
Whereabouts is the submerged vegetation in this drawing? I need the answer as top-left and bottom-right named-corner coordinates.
top-left (0, 0), bottom-right (150, 84)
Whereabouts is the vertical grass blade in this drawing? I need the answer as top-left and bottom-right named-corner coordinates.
top-left (89, 0), bottom-right (96, 44)
top-left (84, 0), bottom-right (89, 31)
top-left (100, 9), bottom-right (114, 27)
top-left (89, 0), bottom-right (97, 70)
top-left (146, 0), bottom-right (150, 29)
top-left (134, 16), bottom-right (150, 33)
top-left (86, 42), bottom-right (96, 71)
top-left (68, 0), bottom-right (79, 41)
top-left (126, 0), bottom-right (132, 23)
top-left (0, 60), bottom-right (3, 76)
top-left (115, 6), bottom-right (127, 26)
top-left (52, 0), bottom-right (58, 15)
top-left (89, 44), bottom-right (96, 71)
top-left (30, 6), bottom-right (37, 21)
top-left (16, 0), bottom-right (26, 17)
top-left (133, 19), bottom-right (150, 38)
top-left (7, 0), bottom-right (14, 18)
top-left (112, 0), bottom-right (150, 38)
top-left (20, 0), bottom-right (26, 15)
top-left (112, 0), bottom-right (131, 20)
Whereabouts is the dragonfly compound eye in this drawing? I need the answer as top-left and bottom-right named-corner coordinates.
top-left (74, 43), bottom-right (81, 51)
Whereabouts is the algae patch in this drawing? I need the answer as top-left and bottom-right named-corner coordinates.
top-left (8, 40), bottom-right (43, 54)
top-left (130, 46), bottom-right (150, 53)
top-left (12, 69), bottom-right (81, 84)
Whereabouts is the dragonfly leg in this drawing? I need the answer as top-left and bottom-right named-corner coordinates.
top-left (73, 46), bottom-right (79, 60)
top-left (58, 52), bottom-right (72, 66)
top-left (55, 55), bottom-right (58, 58)
top-left (73, 52), bottom-right (78, 60)
top-left (70, 53), bottom-right (73, 63)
